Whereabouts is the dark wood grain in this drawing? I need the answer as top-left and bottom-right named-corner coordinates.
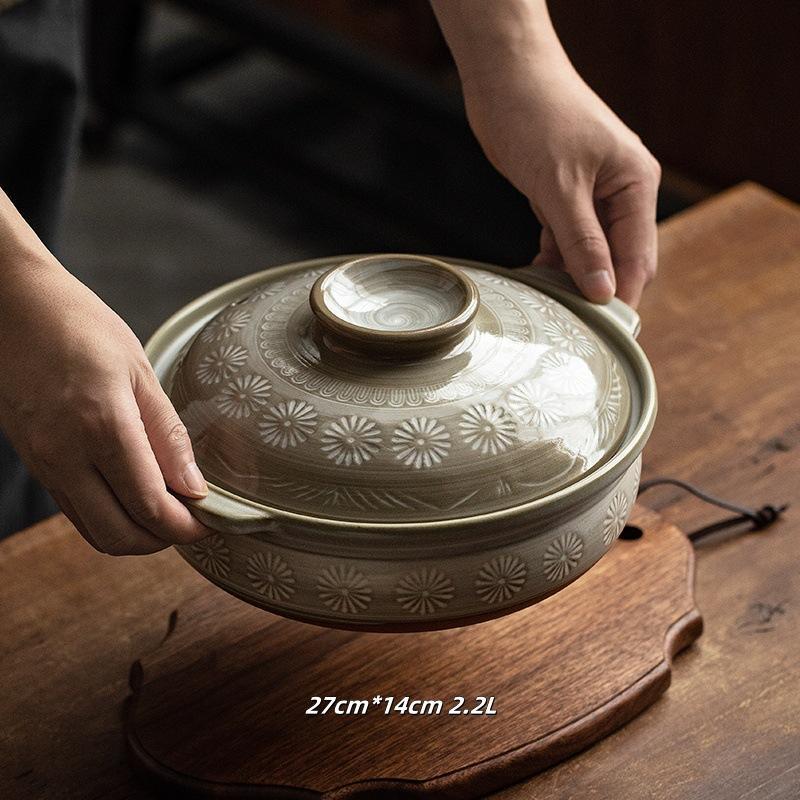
top-left (548, 3), bottom-right (800, 200)
top-left (122, 505), bottom-right (698, 798)
top-left (1, 183), bottom-right (799, 799)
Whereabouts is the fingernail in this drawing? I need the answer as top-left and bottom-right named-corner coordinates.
top-left (583, 270), bottom-right (615, 302)
top-left (182, 462), bottom-right (208, 497)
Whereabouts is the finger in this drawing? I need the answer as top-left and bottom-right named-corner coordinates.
top-left (532, 225), bottom-right (563, 269)
top-left (90, 389), bottom-right (213, 545)
top-left (50, 488), bottom-right (103, 552)
top-left (599, 181), bottom-right (658, 308)
top-left (540, 183), bottom-right (616, 303)
top-left (65, 467), bottom-right (168, 556)
top-left (133, 368), bottom-right (208, 500)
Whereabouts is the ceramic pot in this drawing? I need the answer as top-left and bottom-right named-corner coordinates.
top-left (145, 255), bottom-right (656, 631)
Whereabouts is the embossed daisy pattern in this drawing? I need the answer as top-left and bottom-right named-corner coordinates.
top-left (259, 400), bottom-right (318, 448)
top-left (395, 568), bottom-right (455, 615)
top-left (392, 417), bottom-right (451, 469)
top-left (190, 535), bottom-right (231, 579)
top-left (320, 416), bottom-right (382, 466)
top-left (597, 365), bottom-right (623, 443)
top-left (459, 403), bottom-right (516, 455)
top-left (543, 532), bottom-right (584, 582)
top-left (519, 290), bottom-right (560, 316)
top-left (507, 381), bottom-right (564, 428)
top-left (603, 491), bottom-right (630, 545)
top-left (215, 374), bottom-right (272, 419)
top-left (250, 279), bottom-right (288, 301)
top-left (495, 478), bottom-right (513, 498)
top-left (246, 552), bottom-right (296, 601)
top-left (199, 307), bottom-right (252, 342)
top-left (316, 565), bottom-right (372, 614)
top-left (195, 344), bottom-right (248, 385)
top-left (475, 555), bottom-right (528, 604)
top-left (481, 273), bottom-right (513, 287)
top-left (543, 318), bottom-right (595, 357)
top-left (539, 350), bottom-right (596, 395)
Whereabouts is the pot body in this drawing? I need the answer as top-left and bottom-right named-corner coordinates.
top-left (148, 255), bottom-right (655, 632)
top-left (176, 455), bottom-right (641, 631)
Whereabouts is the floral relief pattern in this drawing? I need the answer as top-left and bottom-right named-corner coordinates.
top-left (603, 491), bottom-right (630, 545)
top-left (481, 273), bottom-right (514, 287)
top-left (392, 417), bottom-right (451, 469)
top-left (507, 381), bottom-right (564, 428)
top-left (259, 400), bottom-right (318, 448)
top-left (395, 568), bottom-right (455, 615)
top-left (539, 350), bottom-right (596, 395)
top-left (459, 403), bottom-right (516, 455)
top-left (179, 262), bottom-right (635, 526)
top-left (195, 344), bottom-right (249, 385)
top-left (256, 270), bottom-right (531, 407)
top-left (249, 279), bottom-right (288, 301)
top-left (543, 318), bottom-right (596, 357)
top-left (519, 290), bottom-right (560, 316)
top-left (495, 477), bottom-right (513, 498)
top-left (597, 364), bottom-right (623, 443)
top-left (320, 416), bottom-right (383, 466)
top-left (316, 565), bottom-right (372, 614)
top-left (190, 535), bottom-right (231, 579)
top-left (245, 551), bottom-right (296, 601)
top-left (475, 555), bottom-right (528, 604)
top-left (199, 307), bottom-right (252, 342)
top-left (543, 531), bottom-right (584, 582)
top-left (215, 374), bottom-right (272, 419)
top-left (250, 474), bottom-right (460, 513)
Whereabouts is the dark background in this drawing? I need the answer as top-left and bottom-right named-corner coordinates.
top-left (66, 0), bottom-right (798, 340)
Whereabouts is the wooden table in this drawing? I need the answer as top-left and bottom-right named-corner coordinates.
top-left (2, 183), bottom-right (799, 799)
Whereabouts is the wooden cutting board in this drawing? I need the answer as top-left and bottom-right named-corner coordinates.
top-left (124, 504), bottom-right (701, 798)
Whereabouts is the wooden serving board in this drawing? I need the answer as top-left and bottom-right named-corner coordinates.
top-left (125, 505), bottom-right (701, 798)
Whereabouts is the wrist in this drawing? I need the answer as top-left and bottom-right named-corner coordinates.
top-left (0, 245), bottom-right (63, 309)
top-left (0, 189), bottom-right (63, 292)
top-left (432, 0), bottom-right (570, 91)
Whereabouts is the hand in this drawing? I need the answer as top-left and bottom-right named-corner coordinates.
top-left (463, 58), bottom-right (660, 307)
top-left (0, 255), bottom-right (212, 555)
top-left (432, 0), bottom-right (661, 307)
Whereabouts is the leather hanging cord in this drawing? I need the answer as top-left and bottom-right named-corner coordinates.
top-left (636, 477), bottom-right (788, 544)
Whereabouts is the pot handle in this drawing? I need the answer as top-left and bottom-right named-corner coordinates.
top-left (514, 265), bottom-right (641, 339)
top-left (184, 488), bottom-right (274, 535)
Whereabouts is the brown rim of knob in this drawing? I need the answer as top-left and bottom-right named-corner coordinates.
top-left (309, 254), bottom-right (480, 359)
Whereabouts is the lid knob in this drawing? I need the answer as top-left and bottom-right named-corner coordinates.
top-left (309, 255), bottom-right (479, 358)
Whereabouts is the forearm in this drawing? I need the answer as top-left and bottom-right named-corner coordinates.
top-left (0, 187), bottom-right (59, 281)
top-left (0, 196), bottom-right (210, 554)
top-left (430, 0), bottom-right (659, 306)
top-left (430, 0), bottom-right (570, 88)
top-left (0, 190), bottom-right (77, 354)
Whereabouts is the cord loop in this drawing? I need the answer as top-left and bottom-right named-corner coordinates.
top-left (636, 477), bottom-right (788, 544)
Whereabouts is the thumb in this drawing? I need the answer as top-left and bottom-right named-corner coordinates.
top-left (541, 184), bottom-right (616, 303)
top-left (134, 370), bottom-right (208, 499)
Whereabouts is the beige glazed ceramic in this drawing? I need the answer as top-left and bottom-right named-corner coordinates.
top-left (146, 254), bottom-right (656, 631)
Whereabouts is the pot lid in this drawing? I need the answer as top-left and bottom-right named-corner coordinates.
top-left (169, 255), bottom-right (633, 523)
